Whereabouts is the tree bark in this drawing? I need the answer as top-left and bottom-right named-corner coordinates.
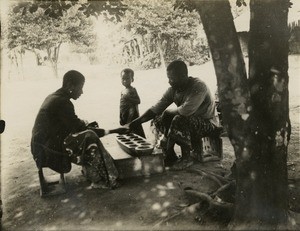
top-left (192, 0), bottom-right (290, 229)
top-left (157, 33), bottom-right (166, 69)
top-left (19, 49), bottom-right (25, 80)
top-left (47, 43), bottom-right (61, 78)
top-left (248, 0), bottom-right (290, 226)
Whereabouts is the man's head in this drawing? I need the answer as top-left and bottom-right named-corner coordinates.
top-left (62, 70), bottom-right (85, 100)
top-left (166, 60), bottom-right (189, 90)
top-left (121, 68), bottom-right (134, 88)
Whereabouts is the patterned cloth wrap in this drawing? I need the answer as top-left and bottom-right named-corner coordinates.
top-left (152, 113), bottom-right (215, 151)
top-left (64, 130), bottom-right (119, 188)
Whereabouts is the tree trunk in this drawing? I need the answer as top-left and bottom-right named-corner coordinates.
top-left (32, 49), bottom-right (43, 66)
top-left (19, 49), bottom-right (25, 80)
top-left (47, 43), bottom-right (61, 78)
top-left (157, 33), bottom-right (166, 69)
top-left (248, 0), bottom-right (290, 226)
top-left (192, 0), bottom-right (290, 229)
top-left (137, 35), bottom-right (145, 58)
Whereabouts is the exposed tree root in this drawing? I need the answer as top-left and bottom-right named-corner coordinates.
top-left (184, 189), bottom-right (234, 223)
top-left (210, 181), bottom-right (236, 203)
top-left (186, 168), bottom-right (227, 187)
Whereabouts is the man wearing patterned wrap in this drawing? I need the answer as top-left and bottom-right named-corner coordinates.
top-left (31, 70), bottom-right (128, 189)
top-left (129, 60), bottom-right (219, 169)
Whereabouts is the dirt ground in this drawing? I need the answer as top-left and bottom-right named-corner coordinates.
top-left (1, 110), bottom-right (299, 230)
top-left (1, 57), bottom-right (299, 230)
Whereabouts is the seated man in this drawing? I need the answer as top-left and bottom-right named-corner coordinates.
top-left (129, 60), bottom-right (219, 169)
top-left (31, 70), bottom-right (128, 190)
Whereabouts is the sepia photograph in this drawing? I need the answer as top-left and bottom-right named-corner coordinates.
top-left (0, 0), bottom-right (300, 230)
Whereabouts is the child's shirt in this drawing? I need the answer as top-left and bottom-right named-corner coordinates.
top-left (119, 86), bottom-right (141, 125)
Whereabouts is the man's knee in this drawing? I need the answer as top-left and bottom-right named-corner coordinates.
top-left (160, 110), bottom-right (175, 128)
top-left (47, 157), bottom-right (72, 174)
top-left (84, 129), bottom-right (99, 141)
top-left (171, 114), bottom-right (187, 126)
top-left (161, 110), bottom-right (174, 121)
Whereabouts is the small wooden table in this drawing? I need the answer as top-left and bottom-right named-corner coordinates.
top-left (107, 145), bottom-right (165, 179)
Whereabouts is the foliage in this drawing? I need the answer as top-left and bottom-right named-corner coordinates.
top-left (7, 4), bottom-right (96, 50)
top-left (12, 0), bottom-right (127, 21)
top-left (5, 3), bottom-right (97, 77)
top-left (117, 0), bottom-right (209, 69)
top-left (10, 0), bottom-right (211, 69)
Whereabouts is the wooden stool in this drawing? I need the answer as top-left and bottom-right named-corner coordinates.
top-left (191, 136), bottom-right (223, 162)
top-left (202, 136), bottom-right (223, 159)
top-left (38, 168), bottom-right (66, 198)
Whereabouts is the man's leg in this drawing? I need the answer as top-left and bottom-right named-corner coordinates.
top-left (160, 110), bottom-right (179, 166)
top-left (152, 110), bottom-right (179, 166)
top-left (168, 115), bottom-right (216, 170)
top-left (164, 115), bottom-right (194, 169)
top-left (64, 130), bottom-right (119, 189)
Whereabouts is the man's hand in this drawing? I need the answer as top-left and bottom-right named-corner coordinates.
top-left (87, 121), bottom-right (99, 129)
top-left (128, 109), bottom-right (156, 132)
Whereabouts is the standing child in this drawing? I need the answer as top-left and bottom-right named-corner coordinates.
top-left (119, 68), bottom-right (145, 138)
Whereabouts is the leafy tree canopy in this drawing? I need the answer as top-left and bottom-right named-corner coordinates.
top-left (6, 3), bottom-right (96, 51)
top-left (122, 0), bottom-right (200, 40)
top-left (12, 0), bottom-right (127, 21)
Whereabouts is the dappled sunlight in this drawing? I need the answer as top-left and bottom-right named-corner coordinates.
top-left (151, 202), bottom-right (161, 210)
top-left (61, 198), bottom-right (70, 203)
top-left (28, 182), bottom-right (39, 188)
top-left (35, 210), bottom-right (42, 215)
top-left (115, 221), bottom-right (123, 227)
top-left (14, 211), bottom-right (24, 219)
top-left (77, 193), bottom-right (83, 198)
top-left (158, 190), bottom-right (167, 197)
top-left (70, 204), bottom-right (77, 209)
top-left (139, 181), bottom-right (180, 222)
top-left (6, 194), bottom-right (18, 201)
top-left (80, 218), bottom-right (93, 225)
top-left (160, 211), bottom-right (169, 217)
top-left (133, 158), bottom-right (142, 171)
top-left (143, 178), bottom-right (150, 183)
top-left (44, 225), bottom-right (59, 230)
top-left (78, 211), bottom-right (87, 219)
top-left (166, 182), bottom-right (175, 189)
top-left (150, 201), bottom-right (170, 219)
top-left (85, 185), bottom-right (93, 190)
top-left (139, 191), bottom-right (147, 199)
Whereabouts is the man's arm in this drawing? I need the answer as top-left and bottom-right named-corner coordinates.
top-left (129, 88), bottom-right (173, 129)
top-left (86, 121), bottom-right (129, 137)
top-left (57, 98), bottom-right (86, 133)
top-left (129, 109), bottom-right (156, 130)
top-left (90, 127), bottom-right (129, 137)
